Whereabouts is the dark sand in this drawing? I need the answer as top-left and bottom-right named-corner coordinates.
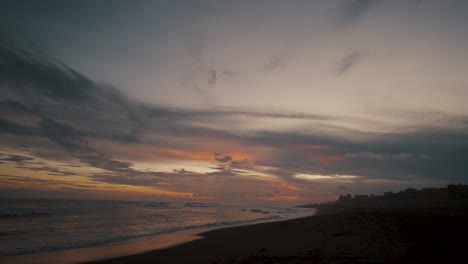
top-left (88, 203), bottom-right (468, 264)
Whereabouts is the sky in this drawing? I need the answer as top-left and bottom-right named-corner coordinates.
top-left (1, 0), bottom-right (468, 204)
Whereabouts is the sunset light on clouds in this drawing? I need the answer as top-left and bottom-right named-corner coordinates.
top-left (1, 0), bottom-right (468, 205)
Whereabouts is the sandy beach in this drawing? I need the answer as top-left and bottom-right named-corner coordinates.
top-left (87, 203), bottom-right (468, 264)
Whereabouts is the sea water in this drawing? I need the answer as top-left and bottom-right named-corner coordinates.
top-left (0, 198), bottom-right (314, 257)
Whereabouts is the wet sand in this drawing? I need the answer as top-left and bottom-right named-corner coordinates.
top-left (0, 229), bottom-right (206, 264)
top-left (88, 204), bottom-right (468, 264)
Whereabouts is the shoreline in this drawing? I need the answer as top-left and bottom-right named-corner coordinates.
top-left (87, 204), bottom-right (468, 264)
top-left (0, 210), bottom-right (316, 264)
top-left (4, 204), bottom-right (468, 264)
top-left (0, 228), bottom-right (206, 264)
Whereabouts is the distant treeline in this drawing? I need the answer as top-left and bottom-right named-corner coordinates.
top-left (338, 184), bottom-right (468, 202)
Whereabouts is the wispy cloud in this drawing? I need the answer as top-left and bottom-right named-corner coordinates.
top-left (336, 50), bottom-right (363, 74)
top-left (213, 152), bottom-right (232, 163)
top-left (263, 54), bottom-right (286, 73)
top-left (2, 35), bottom-right (468, 201)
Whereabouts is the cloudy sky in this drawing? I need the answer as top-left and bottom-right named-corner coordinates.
top-left (1, 0), bottom-right (468, 204)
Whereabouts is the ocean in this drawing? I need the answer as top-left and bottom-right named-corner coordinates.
top-left (0, 198), bottom-right (315, 257)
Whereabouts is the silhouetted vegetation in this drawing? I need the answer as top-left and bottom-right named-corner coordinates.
top-left (301, 184), bottom-right (468, 211)
top-left (447, 183), bottom-right (468, 199)
top-left (337, 184), bottom-right (468, 203)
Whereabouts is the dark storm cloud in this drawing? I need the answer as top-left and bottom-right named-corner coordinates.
top-left (337, 51), bottom-right (363, 74)
top-left (337, 0), bottom-right (377, 25)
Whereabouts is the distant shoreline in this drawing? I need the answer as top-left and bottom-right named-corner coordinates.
top-left (86, 202), bottom-right (468, 264)
top-left (0, 208), bottom-right (315, 264)
top-left (3, 198), bottom-right (468, 264)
